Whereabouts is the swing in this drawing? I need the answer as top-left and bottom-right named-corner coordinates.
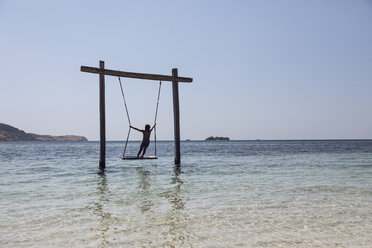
top-left (118, 76), bottom-right (162, 160)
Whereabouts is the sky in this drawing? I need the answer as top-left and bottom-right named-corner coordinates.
top-left (1, 0), bottom-right (371, 140)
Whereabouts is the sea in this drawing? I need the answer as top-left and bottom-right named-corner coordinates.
top-left (0, 140), bottom-right (371, 247)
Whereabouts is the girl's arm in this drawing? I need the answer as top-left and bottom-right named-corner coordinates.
top-left (150, 123), bottom-right (156, 131)
top-left (130, 126), bottom-right (142, 132)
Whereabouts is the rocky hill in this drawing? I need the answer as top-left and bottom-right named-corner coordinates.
top-left (0, 123), bottom-right (88, 141)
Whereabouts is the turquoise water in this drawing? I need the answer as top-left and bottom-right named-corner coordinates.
top-left (1, 140), bottom-right (372, 247)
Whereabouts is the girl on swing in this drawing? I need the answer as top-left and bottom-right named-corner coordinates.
top-left (130, 123), bottom-right (156, 158)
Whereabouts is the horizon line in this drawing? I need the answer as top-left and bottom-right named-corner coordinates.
top-left (88, 138), bottom-right (372, 142)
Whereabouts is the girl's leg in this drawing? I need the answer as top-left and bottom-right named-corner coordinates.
top-left (137, 144), bottom-right (144, 157)
top-left (141, 147), bottom-right (147, 157)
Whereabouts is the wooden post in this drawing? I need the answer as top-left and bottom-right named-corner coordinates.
top-left (172, 68), bottom-right (181, 165)
top-left (99, 60), bottom-right (106, 172)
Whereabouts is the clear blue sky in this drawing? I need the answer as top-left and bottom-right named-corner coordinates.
top-left (1, 0), bottom-right (371, 140)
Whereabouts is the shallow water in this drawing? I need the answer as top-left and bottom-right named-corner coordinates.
top-left (1, 140), bottom-right (372, 247)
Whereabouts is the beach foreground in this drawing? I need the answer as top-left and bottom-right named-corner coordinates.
top-left (0, 140), bottom-right (371, 247)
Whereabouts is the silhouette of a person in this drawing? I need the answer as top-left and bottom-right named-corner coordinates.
top-left (131, 124), bottom-right (155, 158)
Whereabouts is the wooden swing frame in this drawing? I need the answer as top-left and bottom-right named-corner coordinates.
top-left (81, 61), bottom-right (193, 172)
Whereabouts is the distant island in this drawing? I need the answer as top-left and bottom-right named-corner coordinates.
top-left (0, 123), bottom-right (88, 141)
top-left (205, 136), bottom-right (230, 141)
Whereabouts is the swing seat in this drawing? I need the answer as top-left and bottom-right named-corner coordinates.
top-left (121, 156), bottom-right (158, 160)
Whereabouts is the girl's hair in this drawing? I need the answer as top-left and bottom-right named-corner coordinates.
top-left (145, 124), bottom-right (150, 130)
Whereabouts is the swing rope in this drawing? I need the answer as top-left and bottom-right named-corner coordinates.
top-left (153, 81), bottom-right (162, 156)
top-left (118, 76), bottom-right (132, 157)
top-left (118, 76), bottom-right (162, 158)
top-left (118, 77), bottom-right (131, 126)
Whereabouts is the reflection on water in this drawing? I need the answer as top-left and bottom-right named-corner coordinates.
top-left (87, 165), bottom-right (191, 247)
top-left (92, 174), bottom-right (112, 247)
top-left (170, 166), bottom-right (185, 210)
top-left (136, 167), bottom-right (153, 213)
top-left (161, 166), bottom-right (190, 247)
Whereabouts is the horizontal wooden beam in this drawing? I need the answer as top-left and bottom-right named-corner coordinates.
top-left (81, 66), bottom-right (193, 83)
